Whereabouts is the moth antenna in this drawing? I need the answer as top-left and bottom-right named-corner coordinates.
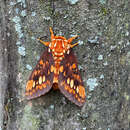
top-left (50, 27), bottom-right (55, 39)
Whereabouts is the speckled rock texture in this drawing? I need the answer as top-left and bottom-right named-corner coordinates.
top-left (0, 0), bottom-right (130, 130)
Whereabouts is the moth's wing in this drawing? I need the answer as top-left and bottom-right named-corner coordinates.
top-left (58, 50), bottom-right (86, 106)
top-left (25, 48), bottom-right (54, 99)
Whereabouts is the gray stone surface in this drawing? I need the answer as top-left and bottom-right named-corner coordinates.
top-left (0, 0), bottom-right (130, 130)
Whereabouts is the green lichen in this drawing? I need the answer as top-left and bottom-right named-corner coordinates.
top-left (20, 104), bottom-right (40, 130)
top-left (101, 7), bottom-right (108, 15)
top-left (124, 92), bottom-right (129, 101)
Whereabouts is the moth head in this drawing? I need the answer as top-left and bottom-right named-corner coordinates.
top-left (38, 27), bottom-right (78, 55)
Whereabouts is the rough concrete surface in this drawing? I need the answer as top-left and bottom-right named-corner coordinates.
top-left (0, 0), bottom-right (130, 130)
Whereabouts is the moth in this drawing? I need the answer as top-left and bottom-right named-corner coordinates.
top-left (25, 28), bottom-right (86, 106)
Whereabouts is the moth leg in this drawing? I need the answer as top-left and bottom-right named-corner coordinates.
top-left (70, 42), bottom-right (79, 48)
top-left (37, 38), bottom-right (50, 47)
top-left (68, 35), bottom-right (78, 43)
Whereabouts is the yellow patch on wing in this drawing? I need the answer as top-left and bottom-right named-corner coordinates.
top-left (51, 65), bottom-right (54, 72)
top-left (26, 80), bottom-right (33, 91)
top-left (39, 76), bottom-right (42, 84)
top-left (78, 85), bottom-right (85, 99)
top-left (59, 65), bottom-right (64, 72)
top-left (67, 78), bottom-right (70, 84)
top-left (42, 75), bottom-right (45, 82)
top-left (70, 79), bottom-right (74, 88)
top-left (72, 63), bottom-right (76, 69)
top-left (40, 60), bottom-right (44, 65)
